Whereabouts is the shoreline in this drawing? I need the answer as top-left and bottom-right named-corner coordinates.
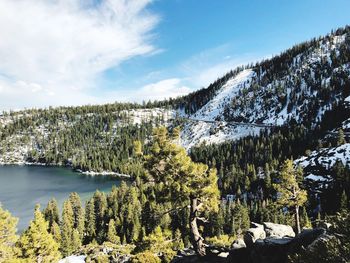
top-left (0, 162), bottom-right (132, 179)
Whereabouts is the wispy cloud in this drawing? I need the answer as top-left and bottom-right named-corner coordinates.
top-left (123, 44), bottom-right (261, 104)
top-left (180, 44), bottom-right (259, 88)
top-left (102, 78), bottom-right (191, 103)
top-left (0, 0), bottom-right (158, 110)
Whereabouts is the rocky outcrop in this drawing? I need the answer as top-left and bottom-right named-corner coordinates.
top-left (227, 226), bottom-right (328, 263)
top-left (244, 223), bottom-right (266, 247)
top-left (172, 225), bottom-right (331, 263)
top-left (263, 222), bottom-right (295, 238)
top-left (231, 238), bottom-right (246, 249)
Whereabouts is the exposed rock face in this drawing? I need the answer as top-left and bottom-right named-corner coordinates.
top-left (263, 222), bottom-right (295, 238)
top-left (173, 225), bottom-right (330, 263)
top-left (288, 228), bottom-right (326, 254)
top-left (231, 238), bottom-right (246, 249)
top-left (244, 223), bottom-right (266, 247)
top-left (227, 227), bottom-right (328, 263)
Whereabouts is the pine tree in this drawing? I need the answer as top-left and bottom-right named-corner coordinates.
top-left (133, 140), bottom-right (143, 156)
top-left (300, 206), bottom-right (311, 229)
top-left (84, 199), bottom-right (96, 244)
top-left (93, 191), bottom-right (108, 243)
top-left (68, 193), bottom-right (84, 243)
top-left (50, 221), bottom-right (61, 246)
top-left (107, 219), bottom-right (120, 244)
top-left (273, 160), bottom-right (307, 234)
top-left (337, 129), bottom-right (346, 146)
top-left (17, 205), bottom-right (61, 262)
top-left (43, 198), bottom-right (59, 231)
top-left (60, 200), bottom-right (74, 256)
top-left (340, 190), bottom-right (348, 211)
top-left (144, 127), bottom-right (220, 256)
top-left (0, 205), bottom-right (19, 261)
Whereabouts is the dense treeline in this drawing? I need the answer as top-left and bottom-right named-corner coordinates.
top-left (1, 128), bottom-right (344, 262)
top-left (1, 25), bottom-right (350, 262)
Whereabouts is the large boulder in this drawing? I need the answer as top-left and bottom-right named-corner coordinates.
top-left (227, 227), bottom-right (331, 263)
top-left (244, 223), bottom-right (266, 247)
top-left (263, 222), bottom-right (295, 238)
top-left (250, 238), bottom-right (292, 263)
top-left (227, 247), bottom-right (252, 263)
top-left (288, 228), bottom-right (326, 254)
top-left (231, 238), bottom-right (246, 249)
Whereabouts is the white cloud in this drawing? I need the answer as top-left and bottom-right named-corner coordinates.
top-left (136, 78), bottom-right (191, 101)
top-left (0, 0), bottom-right (158, 110)
top-left (104, 78), bottom-right (192, 103)
top-left (180, 44), bottom-right (259, 88)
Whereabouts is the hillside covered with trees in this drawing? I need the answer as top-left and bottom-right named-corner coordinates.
top-left (0, 26), bottom-right (350, 262)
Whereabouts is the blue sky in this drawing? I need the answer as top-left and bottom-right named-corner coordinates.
top-left (0, 0), bottom-right (349, 109)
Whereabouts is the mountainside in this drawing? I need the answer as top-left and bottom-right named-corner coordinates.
top-left (180, 26), bottom-right (350, 148)
top-left (1, 25), bottom-right (350, 263)
top-left (0, 26), bottom-right (350, 176)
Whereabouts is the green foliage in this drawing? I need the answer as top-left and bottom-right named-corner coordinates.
top-left (0, 204), bottom-right (19, 262)
top-left (289, 210), bottom-right (350, 263)
top-left (131, 251), bottom-right (161, 263)
top-left (17, 205), bottom-right (61, 262)
top-left (205, 235), bottom-right (235, 248)
top-left (273, 160), bottom-right (307, 233)
top-left (84, 199), bottom-right (96, 244)
top-left (61, 200), bottom-right (75, 256)
top-left (135, 226), bottom-right (172, 254)
top-left (107, 219), bottom-right (120, 244)
top-left (68, 192), bottom-right (85, 242)
top-left (43, 198), bottom-right (59, 230)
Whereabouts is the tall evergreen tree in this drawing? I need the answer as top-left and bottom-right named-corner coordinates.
top-left (273, 160), bottom-right (307, 234)
top-left (92, 191), bottom-right (108, 244)
top-left (0, 205), bottom-right (18, 261)
top-left (144, 127), bottom-right (220, 256)
top-left (84, 199), bottom-right (96, 244)
top-left (17, 205), bottom-right (60, 262)
top-left (60, 200), bottom-right (75, 256)
top-left (68, 193), bottom-right (84, 243)
top-left (107, 219), bottom-right (120, 244)
top-left (43, 198), bottom-right (59, 231)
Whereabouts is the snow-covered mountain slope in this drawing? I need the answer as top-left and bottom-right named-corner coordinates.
top-left (296, 143), bottom-right (350, 170)
top-left (192, 69), bottom-right (255, 121)
top-left (180, 28), bottom-right (350, 148)
top-left (294, 143), bottom-right (350, 188)
top-left (224, 34), bottom-right (349, 125)
top-left (180, 70), bottom-right (262, 149)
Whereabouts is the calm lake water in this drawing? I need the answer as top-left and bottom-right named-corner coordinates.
top-left (0, 165), bottom-right (122, 231)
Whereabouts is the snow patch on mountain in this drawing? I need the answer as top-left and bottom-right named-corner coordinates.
top-left (296, 143), bottom-right (350, 170)
top-left (121, 108), bottom-right (176, 125)
top-left (305, 174), bottom-right (332, 182)
top-left (180, 121), bottom-right (262, 149)
top-left (180, 70), bottom-right (262, 148)
top-left (192, 69), bottom-right (255, 121)
top-left (59, 255), bottom-right (86, 263)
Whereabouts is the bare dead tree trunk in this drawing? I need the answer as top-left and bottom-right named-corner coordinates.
top-left (190, 197), bottom-right (206, 256)
top-left (295, 204), bottom-right (301, 234)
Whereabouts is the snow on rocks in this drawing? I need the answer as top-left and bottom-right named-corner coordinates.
top-left (305, 174), bottom-right (331, 182)
top-left (120, 108), bottom-right (176, 126)
top-left (296, 143), bottom-right (350, 170)
top-left (77, 169), bottom-right (131, 178)
top-left (58, 255), bottom-right (86, 263)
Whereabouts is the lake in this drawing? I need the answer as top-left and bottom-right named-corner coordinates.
top-left (0, 165), bottom-right (123, 231)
